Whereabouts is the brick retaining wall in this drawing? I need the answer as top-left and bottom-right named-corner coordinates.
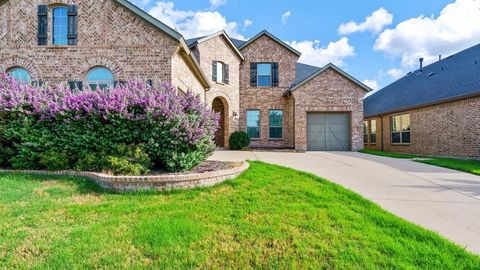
top-left (0, 162), bottom-right (249, 192)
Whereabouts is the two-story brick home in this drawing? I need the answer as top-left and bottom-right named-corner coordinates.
top-left (1, 0), bottom-right (371, 151)
top-left (189, 30), bottom-right (370, 151)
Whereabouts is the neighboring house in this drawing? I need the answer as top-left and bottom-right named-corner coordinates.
top-left (1, 0), bottom-right (370, 151)
top-left (0, 0), bottom-right (209, 100)
top-left (364, 43), bottom-right (480, 158)
top-left (189, 30), bottom-right (370, 151)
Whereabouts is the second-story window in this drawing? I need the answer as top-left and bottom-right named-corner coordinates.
top-left (257, 63), bottom-right (272, 87)
top-left (52, 7), bottom-right (68, 45)
top-left (212, 61), bottom-right (229, 84)
top-left (250, 62), bottom-right (278, 87)
top-left (216, 62), bottom-right (224, 83)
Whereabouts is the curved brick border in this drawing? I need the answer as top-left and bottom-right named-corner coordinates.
top-left (0, 161), bottom-right (249, 192)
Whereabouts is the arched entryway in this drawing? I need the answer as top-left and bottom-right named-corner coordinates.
top-left (212, 97), bottom-right (229, 147)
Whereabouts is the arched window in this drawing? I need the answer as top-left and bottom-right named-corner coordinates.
top-left (52, 7), bottom-right (68, 45)
top-left (86, 67), bottom-right (114, 90)
top-left (8, 67), bottom-right (31, 83)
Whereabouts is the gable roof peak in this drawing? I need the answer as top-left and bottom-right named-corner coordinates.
top-left (288, 62), bottom-right (371, 94)
top-left (186, 30), bottom-right (245, 60)
top-left (238, 30), bottom-right (301, 56)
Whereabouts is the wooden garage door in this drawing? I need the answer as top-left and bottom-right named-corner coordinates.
top-left (307, 113), bottom-right (350, 151)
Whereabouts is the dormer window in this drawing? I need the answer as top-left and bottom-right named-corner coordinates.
top-left (52, 7), bottom-right (68, 45)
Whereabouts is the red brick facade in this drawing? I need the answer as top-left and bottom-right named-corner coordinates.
top-left (1, 1), bottom-right (367, 151)
top-left (364, 96), bottom-right (480, 158)
top-left (239, 34), bottom-right (298, 148)
top-left (0, 0), bottom-right (207, 99)
top-left (291, 68), bottom-right (366, 151)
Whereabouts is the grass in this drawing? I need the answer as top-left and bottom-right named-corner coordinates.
top-left (359, 149), bottom-right (419, 159)
top-left (360, 149), bottom-right (480, 176)
top-left (0, 162), bottom-right (479, 269)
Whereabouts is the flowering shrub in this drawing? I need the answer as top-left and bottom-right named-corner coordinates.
top-left (0, 74), bottom-right (219, 174)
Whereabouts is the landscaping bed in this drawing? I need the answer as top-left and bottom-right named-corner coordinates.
top-left (0, 160), bottom-right (248, 192)
top-left (360, 149), bottom-right (480, 175)
top-left (0, 161), bottom-right (478, 269)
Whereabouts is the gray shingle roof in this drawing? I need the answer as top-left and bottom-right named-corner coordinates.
top-left (294, 63), bottom-right (321, 86)
top-left (364, 43), bottom-right (480, 117)
top-left (230, 38), bottom-right (246, 48)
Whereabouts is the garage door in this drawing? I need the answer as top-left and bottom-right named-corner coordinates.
top-left (307, 113), bottom-right (350, 151)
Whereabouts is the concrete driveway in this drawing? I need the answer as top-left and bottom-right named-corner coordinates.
top-left (210, 150), bottom-right (480, 254)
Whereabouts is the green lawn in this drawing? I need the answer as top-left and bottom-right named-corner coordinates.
top-left (1, 162), bottom-right (479, 269)
top-left (360, 149), bottom-right (480, 176)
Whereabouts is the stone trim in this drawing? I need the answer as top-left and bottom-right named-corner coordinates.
top-left (0, 161), bottom-right (249, 192)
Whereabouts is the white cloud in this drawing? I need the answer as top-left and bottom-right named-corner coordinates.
top-left (288, 37), bottom-right (355, 67)
top-left (374, 0), bottom-right (480, 67)
top-left (243, 19), bottom-right (253, 28)
top-left (209, 0), bottom-right (227, 9)
top-left (362, 79), bottom-right (379, 90)
top-left (148, 1), bottom-right (244, 39)
top-left (338, 7), bottom-right (393, 35)
top-left (282, 11), bottom-right (292, 25)
top-left (387, 68), bottom-right (404, 79)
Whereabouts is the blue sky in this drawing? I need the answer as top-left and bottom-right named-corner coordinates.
top-left (131, 0), bottom-right (480, 90)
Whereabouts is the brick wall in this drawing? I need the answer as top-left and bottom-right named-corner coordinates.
top-left (364, 96), bottom-right (480, 158)
top-left (0, 0), bottom-right (203, 97)
top-left (292, 68), bottom-right (366, 151)
top-left (191, 35), bottom-right (242, 147)
top-left (239, 34), bottom-right (299, 148)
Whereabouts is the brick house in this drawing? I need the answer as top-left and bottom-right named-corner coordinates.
top-left (188, 30), bottom-right (370, 151)
top-left (1, 0), bottom-right (371, 151)
top-left (0, 0), bottom-right (209, 100)
top-left (363, 44), bottom-right (480, 158)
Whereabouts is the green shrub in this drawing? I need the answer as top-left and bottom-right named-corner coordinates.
top-left (229, 131), bottom-right (250, 150)
top-left (0, 77), bottom-right (219, 174)
top-left (39, 149), bottom-right (73, 171)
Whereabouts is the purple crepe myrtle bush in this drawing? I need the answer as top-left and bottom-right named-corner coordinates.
top-left (0, 74), bottom-right (220, 173)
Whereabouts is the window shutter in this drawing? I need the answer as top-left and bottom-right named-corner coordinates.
top-left (32, 81), bottom-right (45, 87)
top-left (223, 64), bottom-right (229, 84)
top-left (37, 5), bottom-right (48, 45)
top-left (68, 81), bottom-right (83, 91)
top-left (212, 61), bottom-right (217, 82)
top-left (250, 62), bottom-right (257, 87)
top-left (67, 5), bottom-right (78, 45)
top-left (146, 79), bottom-right (153, 87)
top-left (114, 80), bottom-right (128, 87)
top-left (272, 62), bottom-right (279, 87)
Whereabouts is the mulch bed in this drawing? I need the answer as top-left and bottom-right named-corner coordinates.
top-left (147, 160), bottom-right (244, 175)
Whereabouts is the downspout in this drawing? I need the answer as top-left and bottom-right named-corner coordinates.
top-left (380, 115), bottom-right (384, 151)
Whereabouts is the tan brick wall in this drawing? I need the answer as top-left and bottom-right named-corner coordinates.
top-left (171, 51), bottom-right (206, 102)
top-left (364, 96), bottom-right (480, 158)
top-left (0, 0), bottom-right (203, 97)
top-left (191, 35), bottom-right (242, 147)
top-left (292, 68), bottom-right (366, 151)
top-left (239, 34), bottom-right (299, 148)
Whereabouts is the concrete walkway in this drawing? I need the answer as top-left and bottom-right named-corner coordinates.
top-left (210, 150), bottom-right (480, 254)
